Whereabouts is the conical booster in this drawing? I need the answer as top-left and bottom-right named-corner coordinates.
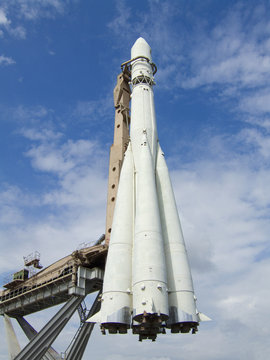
top-left (89, 144), bottom-right (134, 333)
top-left (156, 145), bottom-right (199, 334)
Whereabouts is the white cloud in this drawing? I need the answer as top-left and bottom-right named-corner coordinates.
top-left (183, 4), bottom-right (270, 86)
top-left (8, 25), bottom-right (26, 39)
top-left (0, 186), bottom-right (25, 226)
top-left (0, 126), bottom-right (108, 274)
top-left (239, 90), bottom-right (270, 115)
top-left (13, 105), bottom-right (53, 124)
top-left (0, 7), bottom-right (26, 39)
top-left (181, 30), bottom-right (270, 91)
top-left (0, 8), bottom-right (10, 26)
top-left (239, 127), bottom-right (270, 159)
top-left (0, 0), bottom-right (71, 40)
top-left (107, 0), bottom-right (132, 37)
top-left (74, 95), bottom-right (113, 122)
top-left (23, 131), bottom-right (100, 178)
top-left (0, 55), bottom-right (15, 66)
top-left (2, 0), bottom-right (66, 20)
top-left (21, 127), bottom-right (62, 142)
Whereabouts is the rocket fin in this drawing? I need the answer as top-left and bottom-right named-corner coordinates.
top-left (87, 311), bottom-right (101, 323)
top-left (198, 312), bottom-right (212, 322)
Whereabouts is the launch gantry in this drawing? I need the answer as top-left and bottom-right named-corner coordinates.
top-left (1, 243), bottom-right (106, 360)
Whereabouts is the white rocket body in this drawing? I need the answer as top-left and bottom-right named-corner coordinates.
top-left (88, 38), bottom-right (208, 340)
top-left (93, 144), bottom-right (134, 330)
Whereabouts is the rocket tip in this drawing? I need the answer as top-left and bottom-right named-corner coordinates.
top-left (134, 37), bottom-right (149, 45)
top-left (131, 37), bottom-right (152, 61)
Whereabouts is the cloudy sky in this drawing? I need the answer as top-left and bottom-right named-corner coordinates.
top-left (0, 0), bottom-right (269, 359)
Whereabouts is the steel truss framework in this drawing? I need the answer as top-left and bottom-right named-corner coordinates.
top-left (2, 266), bottom-right (104, 360)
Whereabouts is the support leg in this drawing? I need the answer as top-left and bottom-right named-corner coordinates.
top-left (3, 314), bottom-right (21, 360)
top-left (66, 291), bottom-right (101, 360)
top-left (14, 295), bottom-right (84, 360)
top-left (16, 316), bottom-right (61, 360)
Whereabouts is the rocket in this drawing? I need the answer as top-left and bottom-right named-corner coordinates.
top-left (88, 38), bottom-right (209, 341)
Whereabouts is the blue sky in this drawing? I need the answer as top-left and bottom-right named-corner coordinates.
top-left (1, 0), bottom-right (270, 359)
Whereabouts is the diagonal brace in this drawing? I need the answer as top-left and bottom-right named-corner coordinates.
top-left (66, 291), bottom-right (101, 360)
top-left (14, 295), bottom-right (84, 360)
top-left (16, 316), bottom-right (61, 360)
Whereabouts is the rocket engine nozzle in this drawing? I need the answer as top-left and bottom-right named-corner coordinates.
top-left (101, 323), bottom-right (129, 334)
top-left (132, 311), bottom-right (166, 341)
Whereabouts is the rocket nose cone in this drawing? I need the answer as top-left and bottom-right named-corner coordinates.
top-left (134, 37), bottom-right (149, 47)
top-left (131, 37), bottom-right (152, 61)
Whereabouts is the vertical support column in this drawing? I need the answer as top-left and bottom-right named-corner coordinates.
top-left (14, 295), bottom-right (84, 360)
top-left (105, 69), bottom-right (131, 245)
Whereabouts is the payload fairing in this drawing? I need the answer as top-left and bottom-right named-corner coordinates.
top-left (88, 38), bottom-right (209, 341)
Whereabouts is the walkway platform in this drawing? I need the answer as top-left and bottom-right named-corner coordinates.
top-left (0, 244), bottom-right (107, 317)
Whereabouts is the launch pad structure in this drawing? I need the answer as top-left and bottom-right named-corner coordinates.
top-left (0, 68), bottom-right (132, 360)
